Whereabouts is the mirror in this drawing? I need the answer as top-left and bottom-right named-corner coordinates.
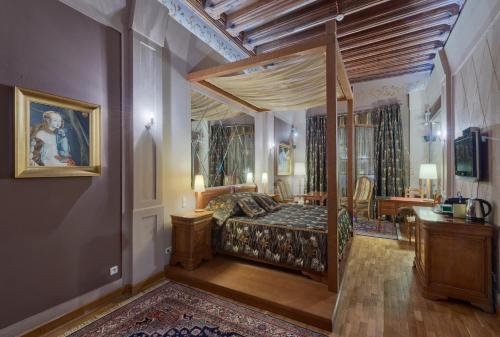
top-left (428, 109), bottom-right (445, 193)
top-left (191, 91), bottom-right (255, 187)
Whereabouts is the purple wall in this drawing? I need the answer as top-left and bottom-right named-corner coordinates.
top-left (0, 0), bottom-right (122, 328)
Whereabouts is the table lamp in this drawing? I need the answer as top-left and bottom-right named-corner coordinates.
top-left (261, 172), bottom-right (268, 193)
top-left (246, 172), bottom-right (254, 184)
top-left (419, 164), bottom-right (437, 199)
top-left (294, 162), bottom-right (306, 194)
top-left (194, 174), bottom-right (205, 211)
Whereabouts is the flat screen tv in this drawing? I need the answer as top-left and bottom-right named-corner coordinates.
top-left (454, 131), bottom-right (480, 179)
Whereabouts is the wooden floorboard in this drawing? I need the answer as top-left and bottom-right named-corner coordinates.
top-left (165, 255), bottom-right (337, 332)
top-left (333, 234), bottom-right (500, 337)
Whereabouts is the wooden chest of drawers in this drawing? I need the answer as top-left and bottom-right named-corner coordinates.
top-left (413, 207), bottom-right (494, 312)
top-left (170, 210), bottom-right (213, 270)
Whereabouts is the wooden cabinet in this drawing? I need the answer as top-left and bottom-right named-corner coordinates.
top-left (413, 207), bottom-right (494, 312)
top-left (377, 197), bottom-right (434, 224)
top-left (170, 210), bottom-right (213, 270)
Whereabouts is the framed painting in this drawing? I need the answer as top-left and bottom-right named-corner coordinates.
top-left (276, 143), bottom-right (292, 176)
top-left (14, 87), bottom-right (101, 178)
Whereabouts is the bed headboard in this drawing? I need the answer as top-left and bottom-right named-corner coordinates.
top-left (234, 184), bottom-right (258, 193)
top-left (196, 184), bottom-right (258, 209)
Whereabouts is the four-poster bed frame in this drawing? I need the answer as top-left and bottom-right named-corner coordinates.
top-left (187, 22), bottom-right (354, 293)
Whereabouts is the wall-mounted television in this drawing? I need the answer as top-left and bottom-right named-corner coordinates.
top-left (454, 128), bottom-right (481, 179)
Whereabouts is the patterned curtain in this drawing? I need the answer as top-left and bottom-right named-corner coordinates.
top-left (224, 125), bottom-right (255, 184)
top-left (209, 125), bottom-right (228, 186)
top-left (209, 124), bottom-right (254, 186)
top-left (306, 115), bottom-right (327, 192)
top-left (374, 104), bottom-right (406, 196)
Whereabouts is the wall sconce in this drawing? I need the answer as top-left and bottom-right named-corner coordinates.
top-left (246, 172), bottom-right (254, 184)
top-left (268, 142), bottom-right (275, 150)
top-left (145, 117), bottom-right (154, 130)
top-left (261, 172), bottom-right (268, 193)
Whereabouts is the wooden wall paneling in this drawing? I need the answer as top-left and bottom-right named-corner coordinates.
top-left (326, 20), bottom-right (339, 293)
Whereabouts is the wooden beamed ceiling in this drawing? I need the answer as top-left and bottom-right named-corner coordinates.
top-left (187, 0), bottom-right (464, 82)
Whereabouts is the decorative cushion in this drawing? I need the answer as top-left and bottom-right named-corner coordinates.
top-left (205, 194), bottom-right (242, 225)
top-left (237, 197), bottom-right (267, 218)
top-left (253, 194), bottom-right (281, 212)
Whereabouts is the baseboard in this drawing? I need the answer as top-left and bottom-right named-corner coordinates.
top-left (2, 271), bottom-right (168, 337)
top-left (0, 279), bottom-right (123, 337)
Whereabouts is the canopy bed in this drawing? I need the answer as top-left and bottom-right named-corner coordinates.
top-left (187, 22), bottom-right (355, 293)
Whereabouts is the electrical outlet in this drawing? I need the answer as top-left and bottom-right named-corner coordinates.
top-left (165, 247), bottom-right (172, 255)
top-left (110, 265), bottom-right (119, 276)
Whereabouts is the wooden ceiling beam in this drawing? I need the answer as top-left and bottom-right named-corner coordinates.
top-left (343, 41), bottom-right (443, 64)
top-left (350, 67), bottom-right (433, 83)
top-left (341, 31), bottom-right (448, 60)
top-left (347, 59), bottom-right (436, 75)
top-left (343, 42), bottom-right (441, 63)
top-left (337, 0), bottom-right (461, 38)
top-left (226, 0), bottom-right (320, 37)
top-left (340, 24), bottom-right (451, 51)
top-left (243, 0), bottom-right (391, 49)
top-left (346, 54), bottom-right (436, 71)
top-left (349, 64), bottom-right (434, 79)
top-left (339, 7), bottom-right (457, 49)
top-left (204, 0), bottom-right (253, 20)
top-left (192, 80), bottom-right (267, 113)
top-left (187, 34), bottom-right (332, 82)
top-left (255, 26), bottom-right (325, 54)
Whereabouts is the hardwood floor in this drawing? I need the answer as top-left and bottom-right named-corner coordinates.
top-left (333, 234), bottom-right (500, 337)
top-left (165, 255), bottom-right (337, 331)
top-left (34, 232), bottom-right (500, 337)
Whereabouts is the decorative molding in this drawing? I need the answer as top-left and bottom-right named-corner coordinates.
top-left (158, 0), bottom-right (247, 62)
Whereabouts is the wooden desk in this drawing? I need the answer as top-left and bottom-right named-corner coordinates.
top-left (299, 192), bottom-right (327, 206)
top-left (377, 197), bottom-right (434, 226)
top-left (413, 207), bottom-right (494, 312)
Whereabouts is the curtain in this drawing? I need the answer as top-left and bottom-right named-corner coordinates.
top-left (224, 125), bottom-right (255, 184)
top-left (374, 104), bottom-right (406, 197)
top-left (306, 115), bottom-right (327, 192)
top-left (208, 124), bottom-right (254, 186)
top-left (209, 125), bottom-right (228, 187)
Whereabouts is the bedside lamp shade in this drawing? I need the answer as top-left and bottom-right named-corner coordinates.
top-left (246, 172), bottom-right (254, 184)
top-left (193, 175), bottom-right (205, 193)
top-left (294, 162), bottom-right (306, 176)
top-left (261, 172), bottom-right (268, 184)
top-left (419, 164), bottom-right (438, 179)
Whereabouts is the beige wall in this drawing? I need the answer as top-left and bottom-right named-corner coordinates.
top-left (452, 11), bottom-right (500, 300)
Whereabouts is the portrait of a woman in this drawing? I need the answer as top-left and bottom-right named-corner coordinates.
top-left (30, 111), bottom-right (75, 167)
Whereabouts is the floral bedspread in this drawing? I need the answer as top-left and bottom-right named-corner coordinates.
top-left (213, 204), bottom-right (352, 273)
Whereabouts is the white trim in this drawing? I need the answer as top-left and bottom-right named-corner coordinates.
top-left (0, 279), bottom-right (123, 337)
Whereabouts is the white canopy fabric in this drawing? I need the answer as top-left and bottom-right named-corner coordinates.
top-left (206, 53), bottom-right (345, 111)
top-left (191, 91), bottom-right (244, 121)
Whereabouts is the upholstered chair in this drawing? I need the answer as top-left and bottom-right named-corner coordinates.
top-left (274, 179), bottom-right (295, 203)
top-left (341, 176), bottom-right (374, 219)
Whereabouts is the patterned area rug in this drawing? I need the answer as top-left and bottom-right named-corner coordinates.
top-left (66, 281), bottom-right (327, 337)
top-left (354, 219), bottom-right (399, 240)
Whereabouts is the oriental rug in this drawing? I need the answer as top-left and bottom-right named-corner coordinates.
top-left (66, 281), bottom-right (327, 337)
top-left (354, 219), bottom-right (399, 240)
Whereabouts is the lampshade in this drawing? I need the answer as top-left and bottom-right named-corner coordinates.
top-left (193, 174), bottom-right (206, 192)
top-left (419, 164), bottom-right (438, 179)
top-left (294, 162), bottom-right (306, 176)
top-left (261, 172), bottom-right (268, 185)
top-left (246, 172), bottom-right (254, 184)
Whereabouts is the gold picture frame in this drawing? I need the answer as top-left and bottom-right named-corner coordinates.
top-left (276, 143), bottom-right (293, 176)
top-left (15, 87), bottom-right (101, 178)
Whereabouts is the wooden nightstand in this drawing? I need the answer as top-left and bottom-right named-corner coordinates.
top-left (170, 210), bottom-right (213, 270)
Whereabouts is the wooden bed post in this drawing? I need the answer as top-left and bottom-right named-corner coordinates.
top-left (326, 20), bottom-right (338, 293)
top-left (347, 99), bottom-right (354, 217)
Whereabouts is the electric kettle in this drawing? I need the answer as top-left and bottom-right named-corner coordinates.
top-left (465, 198), bottom-right (492, 222)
